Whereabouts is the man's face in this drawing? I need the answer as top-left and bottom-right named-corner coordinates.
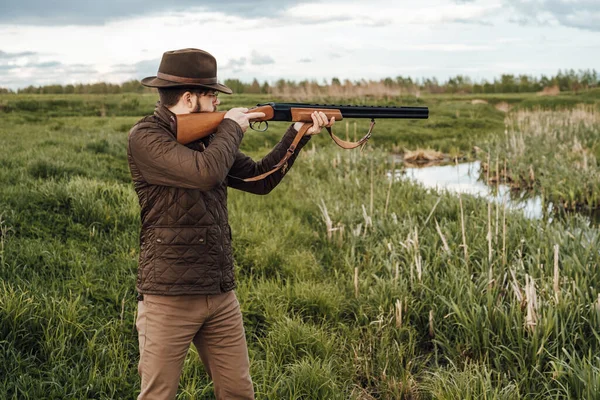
top-left (194, 91), bottom-right (220, 113)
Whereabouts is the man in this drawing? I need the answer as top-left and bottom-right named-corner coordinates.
top-left (127, 48), bottom-right (334, 399)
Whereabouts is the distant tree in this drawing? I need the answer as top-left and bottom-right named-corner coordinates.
top-left (566, 69), bottom-right (578, 91)
top-left (18, 85), bottom-right (38, 94)
top-left (540, 74), bottom-right (551, 89)
top-left (395, 76), bottom-right (414, 87)
top-left (383, 77), bottom-right (394, 87)
top-left (555, 69), bottom-right (570, 91)
top-left (88, 82), bottom-right (107, 94)
top-left (481, 81), bottom-right (493, 94)
top-left (247, 78), bottom-right (261, 94)
top-left (517, 75), bottom-right (531, 93)
top-left (122, 80), bottom-right (146, 93)
top-left (260, 81), bottom-right (270, 94)
top-left (298, 80), bottom-right (309, 90)
top-left (530, 77), bottom-right (543, 92)
top-left (49, 84), bottom-right (65, 94)
top-left (275, 79), bottom-right (286, 91)
top-left (580, 70), bottom-right (594, 89)
top-left (499, 74), bottom-right (517, 93)
top-left (223, 79), bottom-right (245, 94)
top-left (446, 75), bottom-right (472, 93)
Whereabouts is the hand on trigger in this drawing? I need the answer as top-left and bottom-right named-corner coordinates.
top-left (224, 108), bottom-right (266, 133)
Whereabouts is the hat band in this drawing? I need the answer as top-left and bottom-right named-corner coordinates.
top-left (157, 72), bottom-right (218, 85)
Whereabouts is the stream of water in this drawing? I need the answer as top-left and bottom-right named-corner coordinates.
top-left (392, 160), bottom-right (549, 219)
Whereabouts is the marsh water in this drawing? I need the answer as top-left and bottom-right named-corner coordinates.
top-left (392, 160), bottom-right (599, 225)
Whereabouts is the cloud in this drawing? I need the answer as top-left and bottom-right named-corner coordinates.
top-left (0, 59), bottom-right (98, 89)
top-left (250, 51), bottom-right (275, 66)
top-left (278, 15), bottom-right (358, 26)
top-left (404, 44), bottom-right (494, 52)
top-left (0, 0), bottom-right (312, 25)
top-left (0, 49), bottom-right (97, 88)
top-left (30, 61), bottom-right (63, 69)
top-left (453, 18), bottom-right (494, 26)
top-left (277, 4), bottom-right (390, 27)
top-left (506, 0), bottom-right (600, 32)
top-left (0, 50), bottom-right (38, 59)
top-left (276, 1), bottom-right (502, 28)
top-left (298, 58), bottom-right (312, 63)
top-left (110, 58), bottom-right (160, 78)
top-left (0, 50), bottom-right (40, 69)
top-left (220, 57), bottom-right (247, 74)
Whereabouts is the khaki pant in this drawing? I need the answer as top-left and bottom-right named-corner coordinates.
top-left (136, 291), bottom-right (254, 400)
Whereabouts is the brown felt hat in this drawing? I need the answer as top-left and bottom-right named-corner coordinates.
top-left (141, 48), bottom-right (232, 94)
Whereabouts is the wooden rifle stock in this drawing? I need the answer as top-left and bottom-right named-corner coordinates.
top-left (176, 111), bottom-right (225, 145)
top-left (176, 105), bottom-right (276, 144)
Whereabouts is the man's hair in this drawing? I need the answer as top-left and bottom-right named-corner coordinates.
top-left (157, 87), bottom-right (210, 107)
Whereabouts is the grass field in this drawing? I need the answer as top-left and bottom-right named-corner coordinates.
top-left (1, 91), bottom-right (600, 399)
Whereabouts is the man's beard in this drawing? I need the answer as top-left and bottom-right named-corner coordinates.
top-left (193, 94), bottom-right (216, 113)
top-left (193, 95), bottom-right (202, 113)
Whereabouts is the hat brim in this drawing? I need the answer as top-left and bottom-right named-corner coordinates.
top-left (141, 76), bottom-right (233, 94)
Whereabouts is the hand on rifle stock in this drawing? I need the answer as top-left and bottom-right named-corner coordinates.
top-left (224, 108), bottom-right (266, 133)
top-left (293, 111), bottom-right (336, 136)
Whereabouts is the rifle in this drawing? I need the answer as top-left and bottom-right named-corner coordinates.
top-left (176, 102), bottom-right (429, 181)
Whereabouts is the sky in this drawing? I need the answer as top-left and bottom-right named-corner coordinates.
top-left (0, 0), bottom-right (598, 90)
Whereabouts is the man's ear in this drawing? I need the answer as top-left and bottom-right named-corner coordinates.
top-left (181, 91), bottom-right (193, 109)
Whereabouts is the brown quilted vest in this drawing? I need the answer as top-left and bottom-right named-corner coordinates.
top-left (127, 104), bottom-right (310, 295)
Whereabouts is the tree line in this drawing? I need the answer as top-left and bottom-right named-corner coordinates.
top-left (2, 69), bottom-right (597, 95)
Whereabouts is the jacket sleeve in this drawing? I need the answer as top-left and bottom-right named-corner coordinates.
top-left (227, 124), bottom-right (311, 195)
top-left (128, 118), bottom-right (244, 190)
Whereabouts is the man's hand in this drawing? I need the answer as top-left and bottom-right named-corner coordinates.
top-left (224, 108), bottom-right (266, 133)
top-left (294, 111), bottom-right (335, 136)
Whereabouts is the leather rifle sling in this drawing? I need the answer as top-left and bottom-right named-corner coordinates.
top-left (241, 123), bottom-right (311, 182)
top-left (328, 119), bottom-right (375, 150)
top-left (241, 119), bottom-right (376, 182)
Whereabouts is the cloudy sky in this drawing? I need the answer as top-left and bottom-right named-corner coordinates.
top-left (0, 0), bottom-right (598, 90)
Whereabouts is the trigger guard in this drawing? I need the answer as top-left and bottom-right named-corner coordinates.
top-left (250, 121), bottom-right (269, 132)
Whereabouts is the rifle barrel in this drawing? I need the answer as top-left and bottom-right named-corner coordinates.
top-left (259, 102), bottom-right (429, 121)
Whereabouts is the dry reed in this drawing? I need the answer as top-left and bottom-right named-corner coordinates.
top-left (554, 244), bottom-right (560, 302)
top-left (395, 300), bottom-right (402, 329)
top-left (525, 274), bottom-right (539, 332)
top-left (354, 267), bottom-right (359, 298)
top-left (435, 220), bottom-right (451, 255)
